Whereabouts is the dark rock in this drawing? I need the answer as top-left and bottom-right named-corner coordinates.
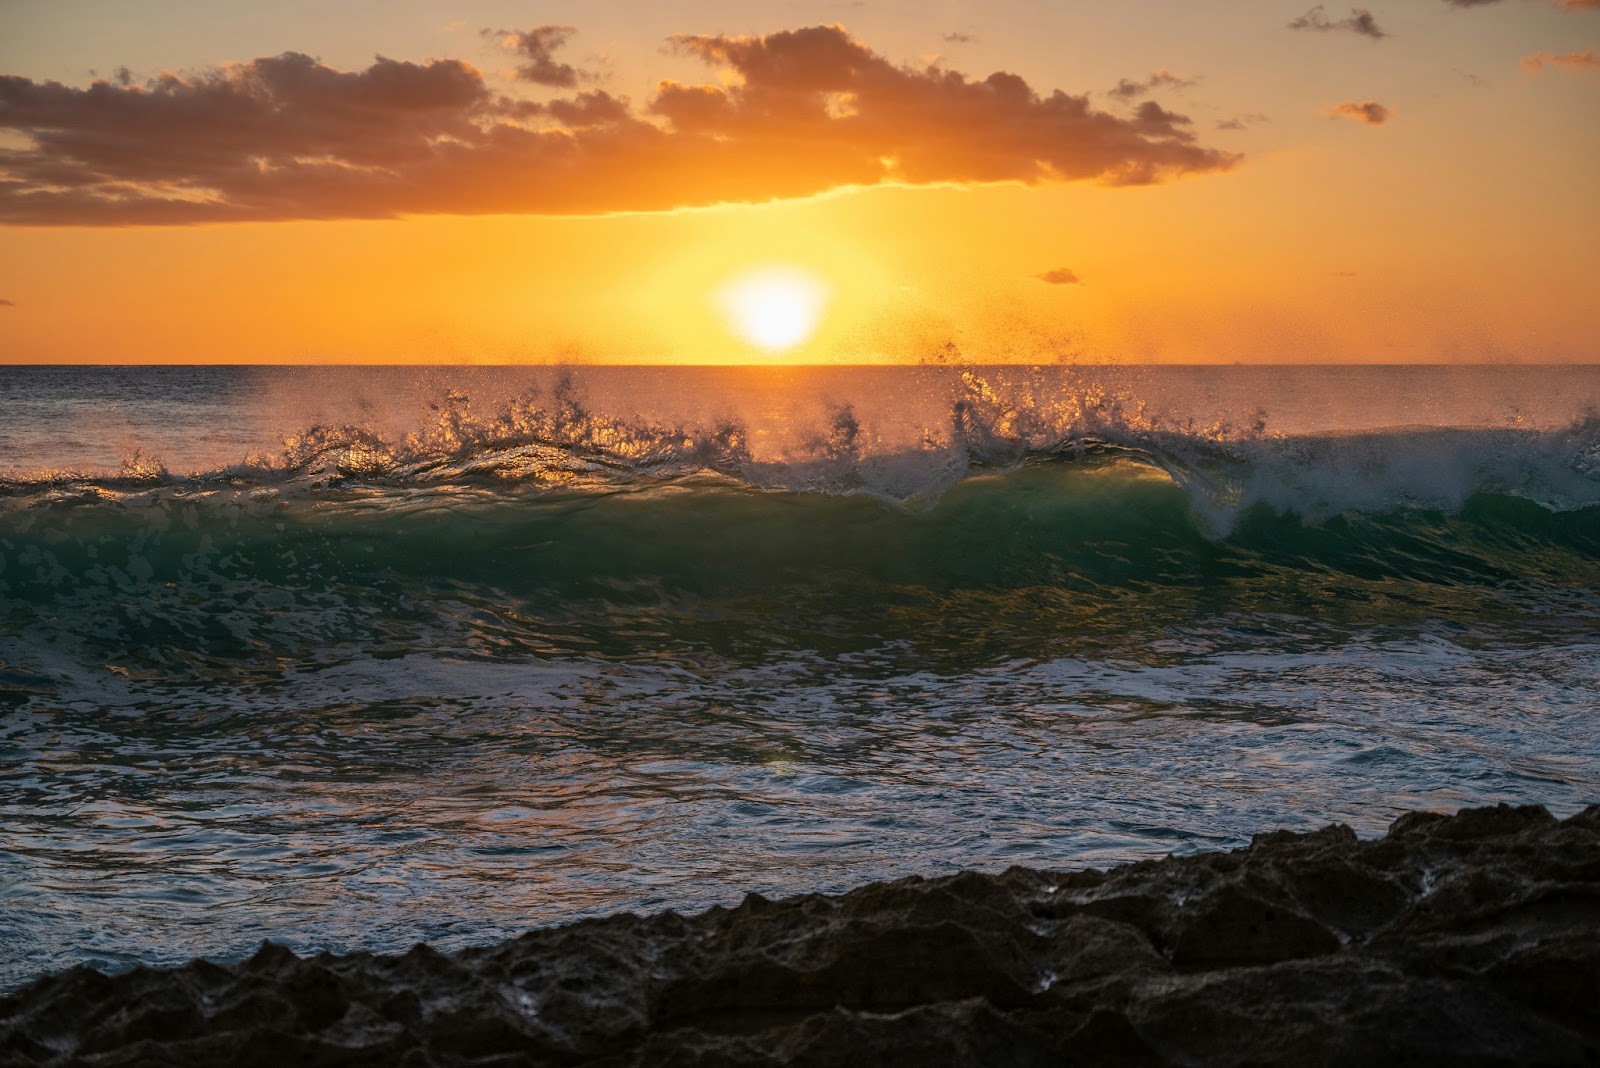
top-left (1483, 932), bottom-right (1600, 1039)
top-left (1168, 886), bottom-right (1341, 967)
top-left (1, 803), bottom-right (1597, 1066)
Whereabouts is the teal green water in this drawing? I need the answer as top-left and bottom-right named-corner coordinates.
top-left (1, 365), bottom-right (1597, 991)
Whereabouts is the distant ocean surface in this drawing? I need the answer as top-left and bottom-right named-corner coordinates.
top-left (2, 363), bottom-right (1598, 992)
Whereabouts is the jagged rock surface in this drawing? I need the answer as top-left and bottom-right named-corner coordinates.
top-left (3, 803), bottom-right (1597, 1066)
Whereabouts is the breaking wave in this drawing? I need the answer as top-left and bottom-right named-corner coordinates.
top-left (5, 370), bottom-right (1600, 523)
top-left (1, 370), bottom-right (1597, 696)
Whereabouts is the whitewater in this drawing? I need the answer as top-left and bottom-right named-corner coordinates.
top-left (1, 363), bottom-right (1597, 993)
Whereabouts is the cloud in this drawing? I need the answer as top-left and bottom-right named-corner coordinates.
top-left (1289, 6), bottom-right (1389, 38)
top-left (1326, 100), bottom-right (1393, 124)
top-left (1521, 48), bottom-right (1600, 73)
top-left (1446, 0), bottom-right (1600, 9)
top-left (1033, 267), bottom-right (1082, 285)
top-left (941, 32), bottom-right (977, 44)
top-left (1216, 112), bottom-right (1270, 130)
top-left (545, 89), bottom-right (632, 126)
top-left (1130, 99), bottom-right (1193, 136)
top-left (0, 298), bottom-right (13, 306)
top-left (1107, 70), bottom-right (1197, 100)
top-left (485, 25), bottom-right (583, 87)
top-left (0, 24), bottom-right (1241, 226)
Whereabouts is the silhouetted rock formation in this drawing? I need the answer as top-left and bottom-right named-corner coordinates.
top-left (4, 803), bottom-right (1597, 1066)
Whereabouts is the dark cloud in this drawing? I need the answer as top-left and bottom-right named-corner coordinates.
top-left (1326, 100), bottom-right (1393, 124)
top-left (942, 32), bottom-right (977, 44)
top-left (545, 90), bottom-right (632, 126)
top-left (1107, 70), bottom-right (1197, 100)
top-left (0, 24), bottom-right (1240, 226)
top-left (655, 26), bottom-right (1232, 186)
top-left (0, 298), bottom-right (13, 306)
top-left (1131, 99), bottom-right (1193, 137)
top-left (1289, 6), bottom-right (1389, 39)
top-left (484, 26), bottom-right (584, 87)
top-left (0, 51), bottom-right (490, 183)
top-left (1522, 48), bottom-right (1600, 72)
top-left (1033, 267), bottom-right (1082, 285)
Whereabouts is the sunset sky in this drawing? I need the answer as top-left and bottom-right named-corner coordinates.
top-left (1, 0), bottom-right (1596, 364)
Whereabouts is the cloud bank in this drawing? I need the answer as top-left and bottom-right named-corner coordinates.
top-left (1033, 268), bottom-right (1082, 285)
top-left (0, 24), bottom-right (1240, 226)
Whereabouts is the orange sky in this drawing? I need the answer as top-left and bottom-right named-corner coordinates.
top-left (0, 0), bottom-right (1596, 363)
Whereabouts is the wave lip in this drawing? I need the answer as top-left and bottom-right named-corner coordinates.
top-left (3, 371), bottom-right (1599, 529)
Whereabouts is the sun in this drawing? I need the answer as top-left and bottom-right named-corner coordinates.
top-left (715, 265), bottom-right (830, 354)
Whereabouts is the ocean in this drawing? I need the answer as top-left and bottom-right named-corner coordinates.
top-left (1, 363), bottom-right (1597, 994)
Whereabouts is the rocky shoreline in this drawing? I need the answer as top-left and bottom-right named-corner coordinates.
top-left (3, 802), bottom-right (1597, 1066)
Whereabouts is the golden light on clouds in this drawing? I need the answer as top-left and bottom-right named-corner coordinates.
top-left (715, 266), bottom-right (831, 353)
top-left (0, 7), bottom-right (1596, 364)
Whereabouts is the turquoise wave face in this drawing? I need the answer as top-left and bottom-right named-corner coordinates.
top-left (3, 456), bottom-right (1597, 692)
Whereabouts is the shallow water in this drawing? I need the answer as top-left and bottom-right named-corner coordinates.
top-left (1, 363), bottom-right (1598, 991)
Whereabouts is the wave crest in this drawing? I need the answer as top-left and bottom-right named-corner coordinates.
top-left (3, 372), bottom-right (1598, 529)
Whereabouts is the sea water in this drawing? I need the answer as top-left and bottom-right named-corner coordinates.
top-left (1, 363), bottom-right (1597, 991)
